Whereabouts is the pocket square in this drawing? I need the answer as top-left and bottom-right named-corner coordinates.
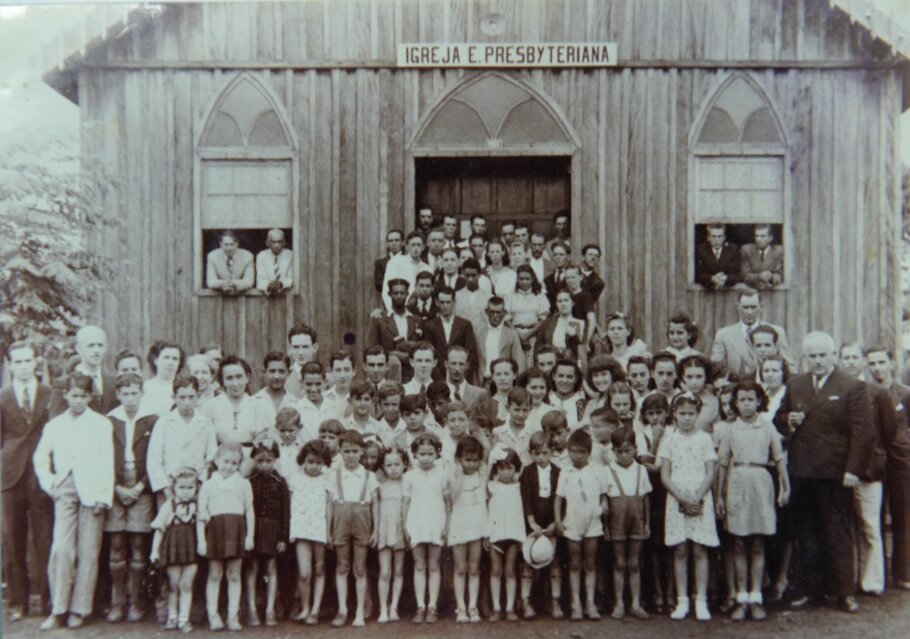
top-left (828, 395), bottom-right (840, 401)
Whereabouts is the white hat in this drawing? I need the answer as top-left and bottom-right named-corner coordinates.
top-left (522, 534), bottom-right (555, 570)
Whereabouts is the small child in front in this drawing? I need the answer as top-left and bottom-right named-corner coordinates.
top-left (327, 429), bottom-right (379, 628)
top-left (605, 426), bottom-right (652, 620)
top-left (198, 442), bottom-right (255, 631)
top-left (555, 428), bottom-right (608, 621)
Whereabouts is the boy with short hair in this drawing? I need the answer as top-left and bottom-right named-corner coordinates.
top-left (344, 382), bottom-right (381, 441)
top-left (34, 373), bottom-right (115, 630)
top-left (589, 407), bottom-right (621, 467)
top-left (319, 419), bottom-right (345, 468)
top-left (492, 387), bottom-right (536, 467)
top-left (327, 430), bottom-right (380, 628)
top-left (395, 395), bottom-right (429, 465)
top-left (374, 383), bottom-right (406, 448)
top-left (293, 361), bottom-right (332, 443)
top-left (105, 373), bottom-right (158, 622)
top-left (542, 410), bottom-right (570, 469)
top-left (555, 429), bottom-right (608, 621)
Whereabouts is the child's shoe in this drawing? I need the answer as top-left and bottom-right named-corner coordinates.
top-left (331, 612), bottom-right (347, 627)
top-left (207, 611), bottom-right (224, 631)
top-left (66, 614), bottom-right (85, 629)
top-left (425, 607), bottom-right (438, 624)
top-left (750, 603), bottom-right (767, 621)
top-left (670, 597), bottom-right (690, 620)
top-left (247, 609), bottom-right (261, 627)
top-left (468, 607), bottom-right (481, 623)
top-left (107, 605), bottom-right (124, 623)
top-left (730, 604), bottom-right (747, 622)
top-left (551, 601), bottom-right (565, 619)
top-left (488, 609), bottom-right (502, 622)
top-left (264, 610), bottom-right (277, 627)
top-left (629, 605), bottom-right (650, 620)
top-left (570, 606), bottom-right (584, 621)
top-left (164, 616), bottom-right (179, 630)
top-left (127, 604), bottom-right (145, 623)
top-left (521, 598), bottom-right (536, 619)
top-left (411, 608), bottom-right (425, 624)
top-left (505, 610), bottom-right (520, 622)
top-left (40, 614), bottom-right (64, 631)
top-left (226, 614), bottom-right (242, 631)
top-left (585, 603), bottom-right (601, 620)
top-left (694, 597), bottom-right (711, 621)
top-left (178, 621), bottom-right (194, 634)
top-left (455, 608), bottom-right (469, 623)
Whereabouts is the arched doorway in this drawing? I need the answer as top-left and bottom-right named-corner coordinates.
top-left (407, 72), bottom-right (580, 241)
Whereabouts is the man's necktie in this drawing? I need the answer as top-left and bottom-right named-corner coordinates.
top-left (273, 255), bottom-right (280, 280)
top-left (226, 256), bottom-right (234, 275)
top-left (760, 249), bottom-right (766, 264)
top-left (21, 387), bottom-right (32, 421)
top-left (453, 386), bottom-right (462, 402)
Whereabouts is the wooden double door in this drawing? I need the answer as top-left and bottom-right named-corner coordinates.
top-left (415, 156), bottom-right (570, 239)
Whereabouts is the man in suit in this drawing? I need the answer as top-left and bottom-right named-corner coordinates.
top-left (424, 227), bottom-right (447, 274)
top-left (441, 214), bottom-right (459, 248)
top-left (367, 279), bottom-right (422, 383)
top-left (50, 325), bottom-right (119, 417)
top-left (710, 288), bottom-right (795, 381)
top-left (255, 228), bottom-right (294, 296)
top-left (865, 345), bottom-right (910, 589)
top-left (695, 223), bottom-right (740, 289)
top-left (406, 271), bottom-right (438, 322)
top-left (545, 210), bottom-right (571, 258)
top-left (421, 286), bottom-right (479, 383)
top-left (774, 331), bottom-right (874, 613)
top-left (528, 233), bottom-right (554, 285)
top-left (285, 323), bottom-right (319, 399)
top-left (444, 347), bottom-right (486, 411)
top-left (1, 341), bottom-right (54, 620)
top-left (434, 248), bottom-right (465, 293)
top-left (740, 224), bottom-right (784, 290)
top-left (544, 241), bottom-right (571, 312)
top-left (206, 229), bottom-right (254, 295)
top-left (475, 296), bottom-right (525, 383)
top-left (839, 343), bottom-right (889, 595)
top-left (579, 243), bottom-right (606, 303)
top-left (373, 229), bottom-right (404, 294)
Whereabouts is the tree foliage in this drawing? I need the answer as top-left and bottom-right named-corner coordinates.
top-left (0, 137), bottom-right (119, 356)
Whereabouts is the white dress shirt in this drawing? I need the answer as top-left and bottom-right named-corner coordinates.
top-left (33, 408), bottom-right (114, 506)
top-left (484, 325), bottom-right (503, 377)
top-left (382, 254), bottom-right (430, 312)
top-left (256, 248), bottom-right (294, 291)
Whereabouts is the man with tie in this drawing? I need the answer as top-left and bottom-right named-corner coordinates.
top-left (579, 243), bottom-right (606, 303)
top-left (255, 228), bottom-right (294, 296)
top-left (424, 227), bottom-right (448, 273)
top-left (444, 347), bottom-right (486, 411)
top-left (406, 271), bottom-right (438, 322)
top-left (206, 229), bottom-right (254, 295)
top-left (51, 325), bottom-right (119, 417)
top-left (740, 224), bottom-right (784, 289)
top-left (402, 342), bottom-right (438, 397)
top-left (1, 341), bottom-right (55, 621)
top-left (416, 206), bottom-right (435, 238)
top-left (373, 229), bottom-right (404, 294)
top-left (475, 296), bottom-right (525, 383)
top-left (367, 279), bottom-right (422, 358)
top-left (774, 332), bottom-right (874, 613)
top-left (864, 345), bottom-right (910, 589)
top-left (545, 210), bottom-right (571, 258)
top-left (710, 289), bottom-right (794, 381)
top-left (421, 286), bottom-right (479, 382)
top-left (544, 241), bottom-right (571, 312)
top-left (457, 215), bottom-right (488, 250)
top-left (528, 233), bottom-right (555, 284)
top-left (695, 223), bottom-right (740, 289)
top-left (441, 215), bottom-right (459, 248)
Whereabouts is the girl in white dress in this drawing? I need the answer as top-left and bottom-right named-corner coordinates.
top-left (448, 436), bottom-right (488, 623)
top-left (376, 447), bottom-right (408, 623)
top-left (487, 447), bottom-right (526, 621)
top-left (402, 433), bottom-right (451, 624)
top-left (288, 440), bottom-right (331, 625)
top-left (658, 393), bottom-right (719, 622)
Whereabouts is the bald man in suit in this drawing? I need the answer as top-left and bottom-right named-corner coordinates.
top-left (775, 332), bottom-right (873, 613)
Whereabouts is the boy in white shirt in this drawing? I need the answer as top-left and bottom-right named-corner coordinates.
top-left (33, 373), bottom-right (114, 629)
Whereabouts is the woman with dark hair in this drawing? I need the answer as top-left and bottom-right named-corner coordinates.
top-left (202, 355), bottom-right (258, 474)
top-left (758, 355), bottom-right (789, 422)
top-left (665, 313), bottom-right (702, 361)
top-left (142, 340), bottom-right (187, 416)
top-left (485, 239), bottom-right (515, 295)
top-left (593, 311), bottom-right (650, 371)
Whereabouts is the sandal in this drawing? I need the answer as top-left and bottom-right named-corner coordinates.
top-left (331, 612), bottom-right (347, 628)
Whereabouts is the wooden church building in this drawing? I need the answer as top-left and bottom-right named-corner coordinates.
top-left (43, 0), bottom-right (909, 371)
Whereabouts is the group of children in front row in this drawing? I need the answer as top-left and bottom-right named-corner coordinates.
top-left (39, 365), bottom-right (790, 631)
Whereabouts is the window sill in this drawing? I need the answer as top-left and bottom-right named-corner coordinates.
top-left (687, 284), bottom-right (791, 293)
top-left (196, 289), bottom-right (296, 298)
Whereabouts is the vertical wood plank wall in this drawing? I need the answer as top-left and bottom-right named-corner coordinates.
top-left (78, 0), bottom-right (903, 377)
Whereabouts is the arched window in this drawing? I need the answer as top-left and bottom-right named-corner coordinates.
top-left (194, 73), bottom-right (298, 294)
top-left (688, 73), bottom-right (790, 290)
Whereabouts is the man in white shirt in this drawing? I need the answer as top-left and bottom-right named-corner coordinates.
top-left (424, 227), bottom-right (447, 273)
top-left (476, 296), bottom-right (525, 381)
top-left (403, 343), bottom-right (438, 397)
top-left (285, 324), bottom-right (319, 399)
top-left (455, 258), bottom-right (493, 339)
top-left (382, 231), bottom-right (430, 312)
top-left (256, 228), bottom-right (294, 295)
top-left (444, 347), bottom-right (486, 411)
top-left (251, 352), bottom-right (295, 433)
top-left (442, 214), bottom-right (459, 248)
top-left (323, 351), bottom-right (356, 420)
top-left (52, 325), bottom-right (119, 416)
top-left (528, 232), bottom-right (555, 284)
top-left (33, 374), bottom-right (114, 629)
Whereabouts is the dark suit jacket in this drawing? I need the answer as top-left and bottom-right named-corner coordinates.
top-left (520, 462), bottom-right (562, 529)
top-left (406, 295), bottom-right (439, 323)
top-left (535, 315), bottom-right (580, 361)
top-left (774, 369), bottom-right (874, 480)
top-left (434, 273), bottom-right (466, 294)
top-left (885, 381), bottom-right (910, 432)
top-left (366, 312), bottom-right (422, 352)
top-left (421, 315), bottom-right (478, 379)
top-left (740, 243), bottom-right (784, 289)
top-left (581, 270), bottom-right (605, 303)
top-left (695, 242), bottom-right (741, 288)
top-left (860, 384), bottom-right (893, 482)
top-left (0, 384), bottom-right (52, 490)
top-left (374, 256), bottom-right (391, 294)
top-left (543, 270), bottom-right (568, 312)
top-left (110, 414), bottom-right (157, 492)
top-left (49, 372), bottom-right (119, 418)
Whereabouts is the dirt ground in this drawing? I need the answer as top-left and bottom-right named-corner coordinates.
top-left (3, 590), bottom-right (908, 639)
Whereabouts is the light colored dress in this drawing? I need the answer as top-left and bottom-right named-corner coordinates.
top-left (448, 472), bottom-right (488, 545)
top-left (377, 479), bottom-right (405, 550)
top-left (403, 465), bottom-right (449, 545)
top-left (717, 417), bottom-right (785, 536)
top-left (487, 481), bottom-right (526, 543)
top-left (657, 429), bottom-right (719, 547)
top-left (289, 471), bottom-right (329, 543)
